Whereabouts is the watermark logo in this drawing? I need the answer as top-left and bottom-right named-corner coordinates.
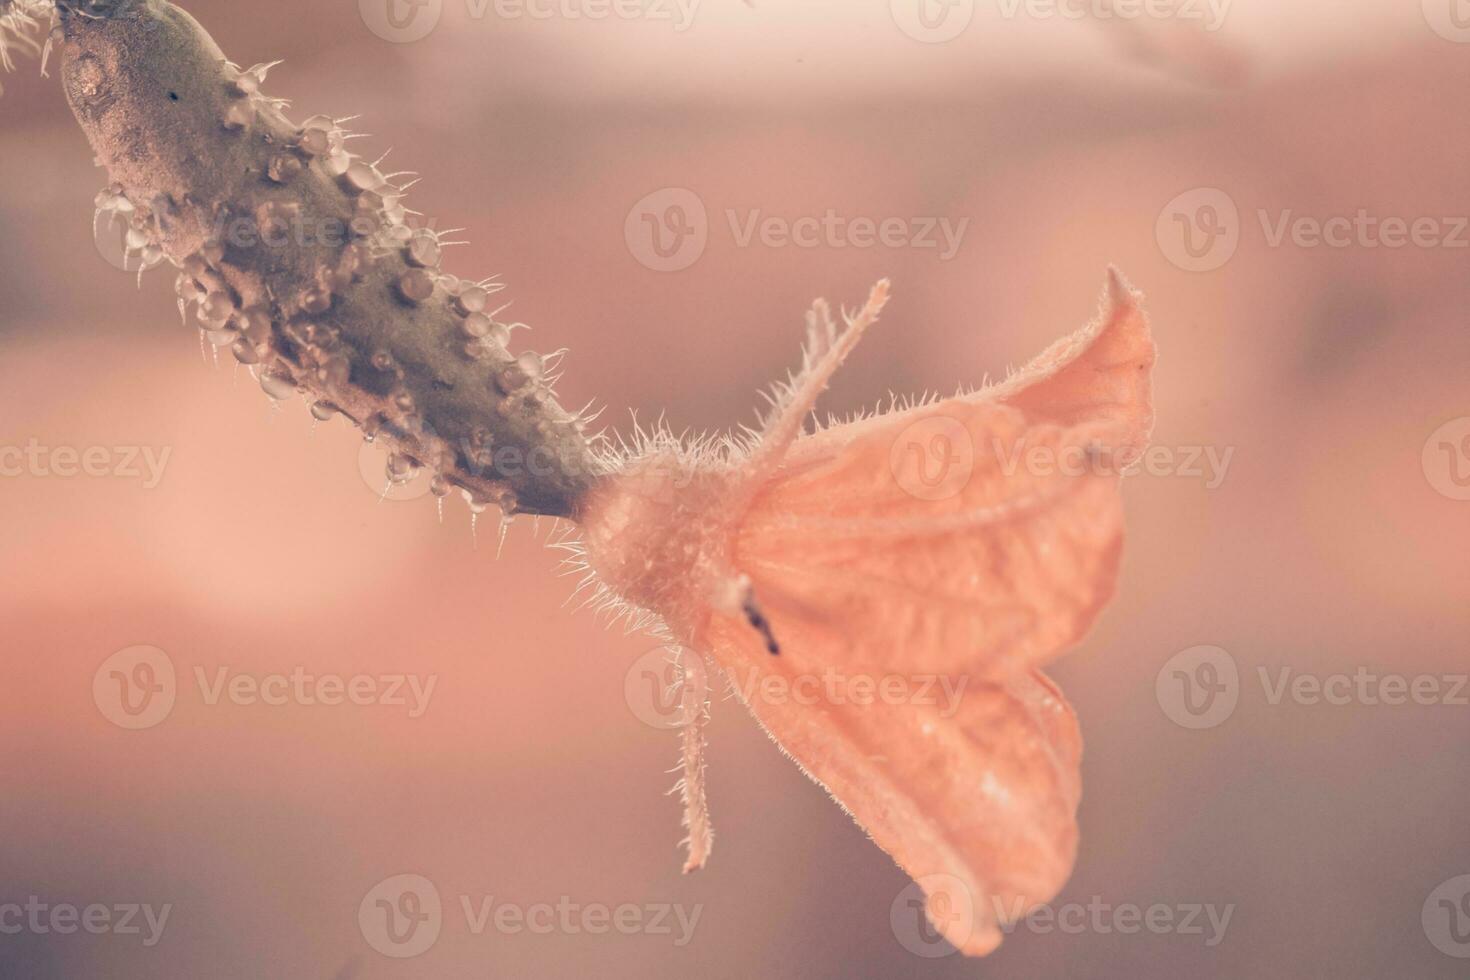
top-left (1157, 188), bottom-right (1240, 272)
top-left (359, 874), bottom-right (701, 952)
top-left (625, 188), bottom-right (708, 273)
top-left (1423, 417), bottom-right (1470, 501)
top-left (1160, 647), bottom-right (1468, 730)
top-left (360, 874), bottom-right (443, 958)
top-left (93, 646), bottom-right (178, 731)
top-left (890, 874), bottom-right (975, 957)
top-left (360, 0), bottom-right (444, 43)
top-left (1160, 190), bottom-right (1470, 271)
top-left (890, 416), bottom-right (975, 501)
top-left (889, 425), bottom-right (1234, 501)
top-left (890, 875), bottom-right (1234, 956)
top-left (624, 646), bottom-right (709, 729)
top-left (625, 189), bottom-right (970, 271)
top-left (1424, 875), bottom-right (1470, 958)
top-left (891, 0), bottom-right (975, 44)
top-left (93, 647), bottom-right (438, 728)
top-left (1423, 0), bottom-right (1470, 43)
top-left (1156, 645), bottom-right (1239, 729)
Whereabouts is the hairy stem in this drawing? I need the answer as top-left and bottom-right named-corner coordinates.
top-left (51, 0), bottom-right (600, 518)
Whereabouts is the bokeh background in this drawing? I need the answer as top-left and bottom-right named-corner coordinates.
top-left (2, 0), bottom-right (1468, 977)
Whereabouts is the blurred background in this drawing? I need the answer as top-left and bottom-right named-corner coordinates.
top-left (1, 0), bottom-right (1468, 976)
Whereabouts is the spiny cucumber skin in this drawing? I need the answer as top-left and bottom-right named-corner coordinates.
top-left (57, 0), bottom-right (598, 519)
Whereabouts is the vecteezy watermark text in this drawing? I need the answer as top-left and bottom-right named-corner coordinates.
top-left (726, 210), bottom-right (969, 261)
top-left (886, 417), bottom-right (1236, 502)
top-left (1157, 645), bottom-right (1468, 729)
top-left (459, 894), bottom-right (700, 944)
top-left (93, 646), bottom-right (438, 730)
top-left (889, 873), bottom-right (1234, 957)
top-left (622, 645), bottom-right (971, 729)
top-left (728, 667), bottom-right (969, 719)
top-left (0, 898), bottom-right (171, 948)
top-left (992, 438), bottom-right (1234, 490)
top-left (358, 874), bottom-right (700, 958)
top-left (1157, 188), bottom-right (1470, 272)
top-left (993, 895), bottom-right (1233, 946)
top-left (624, 188), bottom-right (971, 272)
top-left (0, 440), bottom-right (171, 489)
